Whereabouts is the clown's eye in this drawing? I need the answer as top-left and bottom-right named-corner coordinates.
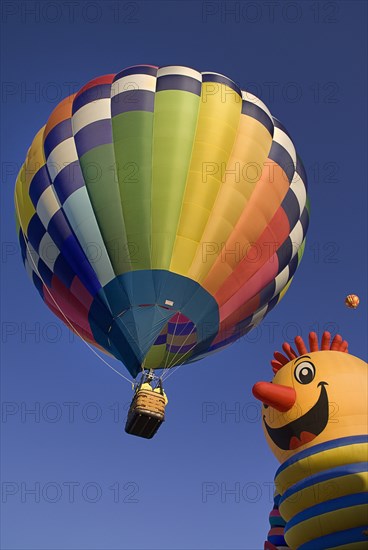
top-left (294, 361), bottom-right (315, 384)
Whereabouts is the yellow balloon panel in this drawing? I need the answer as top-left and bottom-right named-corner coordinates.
top-left (170, 83), bottom-right (242, 276)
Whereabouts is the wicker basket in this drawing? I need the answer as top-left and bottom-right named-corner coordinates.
top-left (125, 390), bottom-right (166, 438)
top-left (133, 390), bottom-right (166, 415)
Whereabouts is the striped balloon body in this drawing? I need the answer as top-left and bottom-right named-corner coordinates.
top-left (345, 294), bottom-right (360, 309)
top-left (15, 65), bottom-right (309, 378)
top-left (275, 436), bottom-right (368, 549)
top-left (265, 495), bottom-right (289, 549)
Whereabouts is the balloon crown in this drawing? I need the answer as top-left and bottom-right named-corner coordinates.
top-left (271, 331), bottom-right (349, 373)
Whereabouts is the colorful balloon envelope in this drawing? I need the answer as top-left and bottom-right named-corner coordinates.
top-left (345, 294), bottom-right (360, 309)
top-left (15, 65), bottom-right (309, 378)
top-left (253, 332), bottom-right (368, 549)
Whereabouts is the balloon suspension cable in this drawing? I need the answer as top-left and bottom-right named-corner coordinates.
top-left (15, 194), bottom-right (133, 386)
top-left (160, 322), bottom-right (198, 383)
top-left (139, 312), bottom-right (197, 386)
top-left (161, 311), bottom-right (182, 372)
top-left (140, 358), bottom-right (146, 374)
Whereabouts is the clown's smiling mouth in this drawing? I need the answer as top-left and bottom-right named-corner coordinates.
top-left (263, 382), bottom-right (329, 451)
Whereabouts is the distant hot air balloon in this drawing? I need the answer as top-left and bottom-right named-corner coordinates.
top-left (253, 332), bottom-right (368, 549)
top-left (15, 64), bottom-right (309, 387)
top-left (345, 294), bottom-right (360, 309)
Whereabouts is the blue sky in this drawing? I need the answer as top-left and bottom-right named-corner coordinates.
top-left (1, 1), bottom-right (367, 549)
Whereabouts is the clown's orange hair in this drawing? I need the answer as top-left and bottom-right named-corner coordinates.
top-left (271, 331), bottom-right (349, 373)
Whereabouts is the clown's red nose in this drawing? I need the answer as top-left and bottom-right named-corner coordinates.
top-left (252, 381), bottom-right (296, 412)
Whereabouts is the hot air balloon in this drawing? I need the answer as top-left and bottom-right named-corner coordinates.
top-left (345, 294), bottom-right (360, 309)
top-left (253, 332), bottom-right (368, 549)
top-left (15, 65), bottom-right (309, 436)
